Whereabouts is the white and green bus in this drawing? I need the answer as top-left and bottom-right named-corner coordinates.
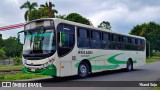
top-left (18, 18), bottom-right (146, 78)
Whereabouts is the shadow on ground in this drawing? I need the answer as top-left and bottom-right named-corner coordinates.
top-left (28, 69), bottom-right (143, 83)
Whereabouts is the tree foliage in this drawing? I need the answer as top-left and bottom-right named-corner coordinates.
top-left (40, 2), bottom-right (58, 18)
top-left (20, 1), bottom-right (58, 21)
top-left (0, 37), bottom-right (22, 58)
top-left (98, 21), bottom-right (111, 30)
top-left (56, 14), bottom-right (67, 19)
top-left (0, 33), bottom-right (2, 40)
top-left (0, 48), bottom-right (6, 60)
top-left (65, 13), bottom-right (92, 25)
top-left (20, 1), bottom-right (38, 21)
top-left (130, 22), bottom-right (160, 56)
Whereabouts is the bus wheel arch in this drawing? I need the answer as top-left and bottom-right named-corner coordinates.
top-left (126, 58), bottom-right (133, 72)
top-left (78, 59), bottom-right (91, 78)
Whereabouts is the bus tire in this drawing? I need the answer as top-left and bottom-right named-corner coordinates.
top-left (78, 62), bottom-right (89, 78)
top-left (126, 59), bottom-right (133, 72)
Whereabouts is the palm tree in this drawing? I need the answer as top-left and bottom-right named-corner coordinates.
top-left (20, 1), bottom-right (38, 21)
top-left (40, 2), bottom-right (58, 18)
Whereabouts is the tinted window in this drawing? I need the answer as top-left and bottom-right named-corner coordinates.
top-left (57, 24), bottom-right (75, 34)
top-left (123, 36), bottom-right (129, 43)
top-left (78, 28), bottom-right (89, 38)
top-left (57, 23), bottom-right (75, 57)
top-left (102, 33), bottom-right (110, 49)
top-left (91, 31), bottom-right (102, 49)
top-left (138, 39), bottom-right (141, 45)
top-left (131, 38), bottom-right (135, 44)
top-left (92, 31), bottom-right (101, 40)
top-left (103, 33), bottom-right (109, 40)
top-left (113, 35), bottom-right (119, 42)
top-left (77, 28), bottom-right (91, 48)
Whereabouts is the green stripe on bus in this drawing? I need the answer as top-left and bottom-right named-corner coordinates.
top-left (75, 53), bottom-right (137, 71)
top-left (92, 64), bottom-right (119, 70)
top-left (108, 53), bottom-right (137, 64)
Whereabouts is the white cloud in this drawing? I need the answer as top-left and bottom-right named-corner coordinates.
top-left (127, 6), bottom-right (160, 24)
top-left (0, 0), bottom-right (160, 38)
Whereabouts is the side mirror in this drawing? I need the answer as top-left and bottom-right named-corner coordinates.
top-left (17, 30), bottom-right (25, 44)
top-left (17, 33), bottom-right (20, 43)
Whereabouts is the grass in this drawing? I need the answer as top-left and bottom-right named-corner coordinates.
top-left (146, 56), bottom-right (160, 64)
top-left (153, 81), bottom-right (160, 90)
top-left (153, 87), bottom-right (160, 90)
top-left (0, 65), bottom-right (22, 71)
top-left (0, 73), bottom-right (50, 81)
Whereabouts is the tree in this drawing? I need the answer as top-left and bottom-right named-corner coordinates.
top-left (98, 21), bottom-right (111, 30)
top-left (3, 37), bottom-right (23, 57)
top-left (130, 22), bottom-right (160, 56)
top-left (56, 14), bottom-right (67, 19)
top-left (0, 48), bottom-right (6, 60)
top-left (0, 33), bottom-right (2, 40)
top-left (40, 2), bottom-right (58, 18)
top-left (65, 13), bottom-right (92, 25)
top-left (20, 1), bottom-right (38, 21)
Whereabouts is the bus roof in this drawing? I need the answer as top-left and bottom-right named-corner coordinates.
top-left (26, 18), bottom-right (145, 40)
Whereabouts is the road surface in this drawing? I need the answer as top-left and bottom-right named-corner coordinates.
top-left (1, 62), bottom-right (160, 90)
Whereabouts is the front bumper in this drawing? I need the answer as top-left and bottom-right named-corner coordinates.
top-left (22, 64), bottom-right (57, 76)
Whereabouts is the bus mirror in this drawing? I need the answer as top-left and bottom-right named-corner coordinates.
top-left (17, 30), bottom-right (25, 44)
top-left (17, 34), bottom-right (20, 43)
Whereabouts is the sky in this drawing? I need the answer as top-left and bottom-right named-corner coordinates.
top-left (0, 0), bottom-right (160, 39)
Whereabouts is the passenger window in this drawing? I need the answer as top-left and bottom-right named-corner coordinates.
top-left (113, 35), bottom-right (119, 42)
top-left (102, 33), bottom-right (110, 49)
top-left (91, 31), bottom-right (102, 49)
top-left (77, 28), bottom-right (90, 48)
top-left (123, 36), bottom-right (129, 43)
top-left (131, 38), bottom-right (135, 44)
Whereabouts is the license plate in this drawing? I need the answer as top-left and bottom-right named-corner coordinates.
top-left (31, 68), bottom-right (35, 72)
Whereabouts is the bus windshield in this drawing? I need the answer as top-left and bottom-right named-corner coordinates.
top-left (23, 28), bottom-right (56, 55)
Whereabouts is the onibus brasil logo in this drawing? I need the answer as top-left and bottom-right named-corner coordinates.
top-left (2, 82), bottom-right (42, 87)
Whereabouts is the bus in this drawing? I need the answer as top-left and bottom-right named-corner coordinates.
top-left (18, 18), bottom-right (146, 78)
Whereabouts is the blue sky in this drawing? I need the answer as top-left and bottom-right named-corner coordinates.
top-left (0, 0), bottom-right (160, 39)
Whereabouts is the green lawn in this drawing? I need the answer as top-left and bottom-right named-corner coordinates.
top-left (0, 65), bottom-right (50, 81)
top-left (146, 57), bottom-right (160, 64)
top-left (153, 87), bottom-right (160, 90)
top-left (0, 73), bottom-right (50, 81)
top-left (0, 65), bottom-right (22, 71)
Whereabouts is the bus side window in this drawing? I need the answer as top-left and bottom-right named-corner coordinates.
top-left (112, 34), bottom-right (120, 49)
top-left (91, 31), bottom-right (102, 49)
top-left (123, 36), bottom-right (130, 50)
top-left (102, 33), bottom-right (109, 49)
top-left (141, 40), bottom-right (145, 51)
top-left (130, 38), bottom-right (135, 50)
top-left (77, 28), bottom-right (90, 48)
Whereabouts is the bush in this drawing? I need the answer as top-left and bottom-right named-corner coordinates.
top-left (12, 56), bottom-right (22, 65)
top-left (0, 48), bottom-right (6, 60)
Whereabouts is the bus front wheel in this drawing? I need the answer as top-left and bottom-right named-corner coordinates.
top-left (78, 62), bottom-right (89, 78)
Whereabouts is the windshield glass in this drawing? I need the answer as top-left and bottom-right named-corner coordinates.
top-left (23, 28), bottom-right (56, 55)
